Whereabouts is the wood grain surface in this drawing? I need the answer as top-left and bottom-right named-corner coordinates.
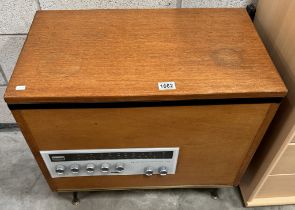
top-left (257, 175), bottom-right (295, 198)
top-left (4, 9), bottom-right (286, 104)
top-left (12, 103), bottom-right (275, 191)
top-left (271, 145), bottom-right (295, 175)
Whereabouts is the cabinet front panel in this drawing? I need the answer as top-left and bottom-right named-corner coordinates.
top-left (15, 103), bottom-right (272, 190)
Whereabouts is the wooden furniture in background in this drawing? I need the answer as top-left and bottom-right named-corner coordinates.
top-left (240, 0), bottom-right (295, 206)
top-left (4, 9), bottom-right (286, 192)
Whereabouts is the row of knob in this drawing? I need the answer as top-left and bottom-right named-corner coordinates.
top-left (55, 163), bottom-right (123, 174)
top-left (55, 163), bottom-right (168, 176)
top-left (145, 166), bottom-right (168, 176)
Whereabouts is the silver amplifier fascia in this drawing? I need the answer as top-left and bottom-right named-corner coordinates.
top-left (40, 147), bottom-right (179, 178)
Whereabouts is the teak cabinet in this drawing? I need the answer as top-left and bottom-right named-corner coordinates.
top-left (4, 9), bottom-right (287, 192)
top-left (240, 0), bottom-right (295, 206)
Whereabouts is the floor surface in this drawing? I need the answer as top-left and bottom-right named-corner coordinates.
top-left (1, 129), bottom-right (295, 210)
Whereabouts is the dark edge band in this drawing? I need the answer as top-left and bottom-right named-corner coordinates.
top-left (8, 97), bottom-right (282, 110)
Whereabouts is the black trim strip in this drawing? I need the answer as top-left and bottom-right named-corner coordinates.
top-left (8, 97), bottom-right (282, 110)
top-left (49, 151), bottom-right (174, 162)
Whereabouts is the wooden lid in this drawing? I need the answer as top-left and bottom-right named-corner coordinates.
top-left (5, 9), bottom-right (287, 104)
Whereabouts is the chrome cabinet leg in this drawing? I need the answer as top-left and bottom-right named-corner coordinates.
top-left (72, 192), bottom-right (80, 205)
top-left (210, 189), bottom-right (219, 200)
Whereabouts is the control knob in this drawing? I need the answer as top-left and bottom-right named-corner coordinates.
top-left (144, 167), bottom-right (154, 176)
top-left (101, 163), bottom-right (110, 173)
top-left (70, 164), bottom-right (80, 174)
top-left (115, 163), bottom-right (125, 173)
top-left (158, 166), bottom-right (168, 176)
top-left (86, 163), bottom-right (95, 173)
top-left (55, 165), bottom-right (65, 175)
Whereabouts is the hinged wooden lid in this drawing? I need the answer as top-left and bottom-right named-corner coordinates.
top-left (4, 9), bottom-right (287, 104)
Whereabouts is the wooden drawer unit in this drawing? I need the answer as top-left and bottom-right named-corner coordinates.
top-left (257, 175), bottom-right (295, 198)
top-left (271, 145), bottom-right (295, 175)
top-left (240, 0), bottom-right (295, 206)
top-left (4, 9), bottom-right (286, 192)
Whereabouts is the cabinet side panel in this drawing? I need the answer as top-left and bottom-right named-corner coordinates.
top-left (234, 103), bottom-right (279, 185)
